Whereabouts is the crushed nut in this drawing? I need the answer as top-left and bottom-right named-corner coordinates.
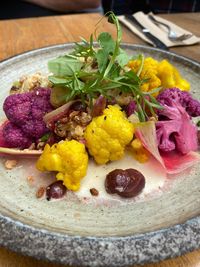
top-left (54, 111), bottom-right (92, 140)
top-left (90, 188), bottom-right (99, 196)
top-left (11, 73), bottom-right (52, 94)
top-left (74, 125), bottom-right (84, 137)
top-left (5, 160), bottom-right (17, 170)
top-left (36, 187), bottom-right (45, 198)
top-left (69, 110), bottom-right (80, 119)
top-left (27, 175), bottom-right (34, 184)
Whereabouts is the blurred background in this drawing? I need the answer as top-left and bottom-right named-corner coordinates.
top-left (1, 0), bottom-right (200, 20)
top-left (0, 0), bottom-right (102, 20)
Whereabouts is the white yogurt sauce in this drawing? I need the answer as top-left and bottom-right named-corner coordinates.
top-left (5, 151), bottom-right (167, 204)
top-left (75, 152), bottom-right (166, 204)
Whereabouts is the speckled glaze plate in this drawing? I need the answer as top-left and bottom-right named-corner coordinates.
top-left (0, 44), bottom-right (200, 267)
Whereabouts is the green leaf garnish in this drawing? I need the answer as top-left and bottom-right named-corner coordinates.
top-left (48, 55), bottom-right (84, 77)
top-left (47, 12), bottom-right (162, 121)
top-left (40, 133), bottom-right (51, 142)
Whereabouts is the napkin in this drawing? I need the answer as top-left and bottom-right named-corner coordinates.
top-left (118, 11), bottom-right (200, 47)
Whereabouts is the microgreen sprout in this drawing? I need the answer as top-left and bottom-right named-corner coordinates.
top-left (48, 12), bottom-right (162, 122)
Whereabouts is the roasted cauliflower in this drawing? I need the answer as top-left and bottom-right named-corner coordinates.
top-left (36, 140), bottom-right (88, 191)
top-left (84, 105), bottom-right (134, 164)
top-left (128, 57), bottom-right (190, 93)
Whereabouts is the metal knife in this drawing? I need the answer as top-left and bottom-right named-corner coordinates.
top-left (124, 14), bottom-right (169, 51)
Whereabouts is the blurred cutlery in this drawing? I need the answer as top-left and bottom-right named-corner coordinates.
top-left (148, 14), bottom-right (193, 42)
top-left (125, 14), bottom-right (168, 50)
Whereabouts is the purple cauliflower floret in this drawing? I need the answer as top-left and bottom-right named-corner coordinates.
top-left (3, 87), bottom-right (53, 139)
top-left (125, 100), bottom-right (136, 117)
top-left (2, 87), bottom-right (53, 148)
top-left (21, 120), bottom-right (48, 140)
top-left (157, 87), bottom-right (200, 117)
top-left (31, 88), bottom-right (53, 121)
top-left (3, 122), bottom-right (32, 149)
top-left (3, 93), bottom-right (32, 125)
top-left (156, 99), bottom-right (198, 154)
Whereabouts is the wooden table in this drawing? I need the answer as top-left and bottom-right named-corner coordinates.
top-left (0, 12), bottom-right (200, 267)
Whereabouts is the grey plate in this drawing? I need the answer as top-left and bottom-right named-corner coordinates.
top-left (0, 44), bottom-right (200, 267)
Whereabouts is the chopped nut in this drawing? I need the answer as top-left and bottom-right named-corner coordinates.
top-left (11, 73), bottom-right (52, 94)
top-left (54, 111), bottom-right (91, 140)
top-left (5, 160), bottom-right (17, 170)
top-left (69, 110), bottom-right (80, 119)
top-left (27, 175), bottom-right (34, 184)
top-left (90, 188), bottom-right (99, 196)
top-left (112, 91), bottom-right (133, 106)
top-left (36, 187), bottom-right (45, 198)
top-left (74, 125), bottom-right (84, 137)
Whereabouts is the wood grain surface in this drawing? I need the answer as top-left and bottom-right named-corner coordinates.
top-left (0, 12), bottom-right (200, 267)
top-left (0, 13), bottom-right (200, 61)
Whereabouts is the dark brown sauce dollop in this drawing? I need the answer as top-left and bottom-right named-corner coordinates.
top-left (105, 168), bottom-right (145, 198)
top-left (46, 181), bottom-right (67, 201)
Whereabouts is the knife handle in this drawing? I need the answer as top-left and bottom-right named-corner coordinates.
top-left (124, 14), bottom-right (169, 51)
top-left (145, 32), bottom-right (169, 51)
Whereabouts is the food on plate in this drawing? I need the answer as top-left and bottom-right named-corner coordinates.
top-left (128, 58), bottom-right (190, 93)
top-left (46, 181), bottom-right (67, 201)
top-left (2, 88), bottom-right (53, 149)
top-left (36, 140), bottom-right (88, 191)
top-left (156, 88), bottom-right (199, 154)
top-left (105, 168), bottom-right (145, 198)
top-left (84, 105), bottom-right (134, 164)
top-left (1, 12), bottom-right (199, 202)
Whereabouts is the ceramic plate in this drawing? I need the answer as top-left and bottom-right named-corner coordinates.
top-left (0, 44), bottom-right (200, 267)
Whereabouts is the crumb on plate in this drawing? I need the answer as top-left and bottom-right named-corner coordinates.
top-left (36, 186), bottom-right (45, 198)
top-left (4, 159), bottom-right (17, 170)
top-left (90, 188), bottom-right (99, 196)
top-left (27, 175), bottom-right (34, 184)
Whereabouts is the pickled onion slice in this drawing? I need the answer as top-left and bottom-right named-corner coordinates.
top-left (135, 121), bottom-right (165, 168)
top-left (161, 151), bottom-right (200, 174)
top-left (135, 121), bottom-right (200, 174)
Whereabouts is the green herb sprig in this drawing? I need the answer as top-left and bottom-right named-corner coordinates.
top-left (48, 12), bottom-right (162, 121)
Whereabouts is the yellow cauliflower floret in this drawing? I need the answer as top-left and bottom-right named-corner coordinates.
top-left (157, 60), bottom-right (190, 91)
top-left (84, 105), bottom-right (134, 164)
top-left (128, 57), bottom-right (161, 93)
top-left (128, 57), bottom-right (190, 93)
top-left (131, 138), bottom-right (149, 163)
top-left (36, 140), bottom-right (88, 191)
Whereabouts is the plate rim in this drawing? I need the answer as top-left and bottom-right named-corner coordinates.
top-left (1, 213), bottom-right (199, 266)
top-left (0, 43), bottom-right (200, 266)
top-left (1, 42), bottom-right (200, 66)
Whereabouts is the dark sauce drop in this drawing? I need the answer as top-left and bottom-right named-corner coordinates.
top-left (46, 181), bottom-right (67, 201)
top-left (105, 168), bottom-right (145, 198)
